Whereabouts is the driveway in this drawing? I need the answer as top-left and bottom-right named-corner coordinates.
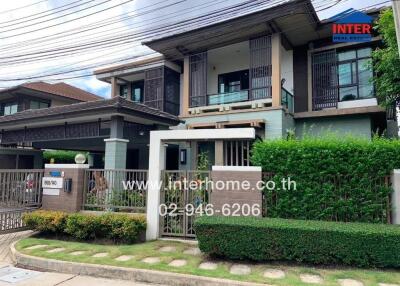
top-left (0, 231), bottom-right (164, 286)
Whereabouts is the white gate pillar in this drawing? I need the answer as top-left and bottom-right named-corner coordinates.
top-left (145, 128), bottom-right (256, 240)
top-left (391, 170), bottom-right (400, 224)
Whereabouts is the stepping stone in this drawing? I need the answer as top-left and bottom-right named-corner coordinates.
top-left (168, 259), bottom-right (187, 267)
top-left (92, 252), bottom-right (108, 258)
top-left (115, 255), bottom-right (134, 262)
top-left (379, 284), bottom-right (400, 286)
top-left (300, 274), bottom-right (323, 284)
top-left (141, 257), bottom-right (161, 264)
top-left (46, 248), bottom-right (65, 253)
top-left (230, 264), bottom-right (251, 275)
top-left (183, 247), bottom-right (201, 256)
top-left (263, 269), bottom-right (286, 279)
top-left (338, 279), bottom-right (364, 286)
top-left (25, 245), bottom-right (47, 250)
top-left (69, 251), bottom-right (86, 256)
top-left (159, 246), bottom-right (176, 252)
top-left (199, 262), bottom-right (218, 270)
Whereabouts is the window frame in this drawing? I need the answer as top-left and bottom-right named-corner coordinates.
top-left (217, 69), bottom-right (249, 94)
top-left (30, 100), bottom-right (50, 110)
top-left (2, 102), bottom-right (18, 116)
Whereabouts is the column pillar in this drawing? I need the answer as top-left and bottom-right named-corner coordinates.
top-left (271, 33), bottom-right (282, 107)
top-left (104, 115), bottom-right (128, 169)
top-left (111, 77), bottom-right (118, 98)
top-left (181, 56), bottom-right (190, 116)
top-left (392, 170), bottom-right (400, 224)
top-left (146, 132), bottom-right (166, 240)
top-left (215, 140), bottom-right (224, 166)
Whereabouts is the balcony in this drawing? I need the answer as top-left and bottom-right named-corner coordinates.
top-left (207, 90), bottom-right (249, 106)
top-left (281, 88), bottom-right (294, 113)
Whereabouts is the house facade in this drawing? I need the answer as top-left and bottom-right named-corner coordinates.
top-left (94, 0), bottom-right (391, 169)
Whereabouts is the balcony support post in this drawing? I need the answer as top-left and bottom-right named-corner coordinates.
top-left (271, 34), bottom-right (282, 107)
top-left (182, 56), bottom-right (190, 116)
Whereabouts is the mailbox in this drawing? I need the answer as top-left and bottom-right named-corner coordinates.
top-left (64, 178), bottom-right (72, 193)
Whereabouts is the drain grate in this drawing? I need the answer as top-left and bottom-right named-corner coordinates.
top-left (0, 266), bottom-right (41, 283)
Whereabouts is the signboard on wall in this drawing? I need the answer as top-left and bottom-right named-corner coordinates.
top-left (42, 177), bottom-right (63, 189)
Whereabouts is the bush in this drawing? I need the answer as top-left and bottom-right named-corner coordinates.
top-left (23, 210), bottom-right (146, 243)
top-left (194, 216), bottom-right (400, 268)
top-left (251, 137), bottom-right (400, 223)
top-left (23, 210), bottom-right (67, 234)
top-left (43, 150), bottom-right (87, 164)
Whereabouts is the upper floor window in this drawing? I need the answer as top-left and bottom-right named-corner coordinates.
top-left (30, 100), bottom-right (49, 110)
top-left (218, 70), bottom-right (249, 93)
top-left (131, 81), bottom-right (144, 102)
top-left (337, 47), bottom-right (373, 101)
top-left (2, 102), bottom-right (18, 116)
top-left (120, 85), bottom-right (128, 98)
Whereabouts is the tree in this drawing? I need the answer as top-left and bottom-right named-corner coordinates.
top-left (372, 8), bottom-right (400, 107)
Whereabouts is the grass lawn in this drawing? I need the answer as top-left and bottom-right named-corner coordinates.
top-left (16, 237), bottom-right (400, 286)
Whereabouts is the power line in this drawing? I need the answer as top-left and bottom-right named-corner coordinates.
top-left (0, 0), bottom-right (48, 15)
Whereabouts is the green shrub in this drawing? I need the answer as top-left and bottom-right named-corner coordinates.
top-left (23, 210), bottom-right (67, 234)
top-left (251, 137), bottom-right (400, 223)
top-left (195, 216), bottom-right (400, 268)
top-left (24, 210), bottom-right (146, 243)
top-left (43, 150), bottom-right (87, 164)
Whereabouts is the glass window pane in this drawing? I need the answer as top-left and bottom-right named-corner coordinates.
top-left (119, 85), bottom-right (127, 98)
top-left (338, 50), bottom-right (356, 61)
top-left (30, 101), bottom-right (39, 109)
top-left (10, 104), bottom-right (17, 114)
top-left (338, 63), bottom-right (352, 85)
top-left (340, 86), bottom-right (358, 101)
top-left (40, 102), bottom-right (49, 108)
top-left (357, 47), bottom-right (372, 58)
top-left (359, 84), bottom-right (374, 98)
top-left (358, 59), bottom-right (373, 84)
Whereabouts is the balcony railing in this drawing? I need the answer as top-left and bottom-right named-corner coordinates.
top-left (207, 90), bottom-right (249, 106)
top-left (281, 88), bottom-right (294, 113)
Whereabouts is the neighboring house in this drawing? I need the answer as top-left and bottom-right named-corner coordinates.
top-left (0, 0), bottom-right (393, 170)
top-left (94, 0), bottom-right (391, 168)
top-left (0, 82), bottom-right (102, 169)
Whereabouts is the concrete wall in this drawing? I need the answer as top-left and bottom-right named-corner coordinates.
top-left (295, 115), bottom-right (372, 139)
top-left (207, 41), bottom-right (250, 95)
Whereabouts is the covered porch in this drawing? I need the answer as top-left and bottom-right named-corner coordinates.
top-left (0, 97), bottom-right (181, 170)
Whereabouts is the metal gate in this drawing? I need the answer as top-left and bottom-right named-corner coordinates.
top-left (0, 170), bottom-right (43, 233)
top-left (160, 170), bottom-right (211, 238)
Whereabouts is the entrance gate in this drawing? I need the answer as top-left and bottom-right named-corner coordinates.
top-left (160, 170), bottom-right (211, 238)
top-left (0, 170), bottom-right (43, 233)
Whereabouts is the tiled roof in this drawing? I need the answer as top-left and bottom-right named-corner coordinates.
top-left (1, 81), bottom-right (103, 102)
top-left (0, 96), bottom-right (181, 126)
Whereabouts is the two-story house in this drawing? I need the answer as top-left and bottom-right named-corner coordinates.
top-left (0, 81), bottom-right (102, 169)
top-left (94, 0), bottom-right (390, 169)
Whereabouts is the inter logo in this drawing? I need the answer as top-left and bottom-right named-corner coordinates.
top-left (331, 9), bottom-right (373, 43)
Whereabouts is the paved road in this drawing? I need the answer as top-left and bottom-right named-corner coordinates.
top-left (0, 232), bottom-right (164, 286)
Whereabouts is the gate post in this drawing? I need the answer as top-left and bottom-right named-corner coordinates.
top-left (42, 164), bottom-right (89, 212)
top-left (391, 170), bottom-right (400, 224)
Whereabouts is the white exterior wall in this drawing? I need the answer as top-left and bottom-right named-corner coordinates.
top-left (281, 47), bottom-right (293, 94)
top-left (207, 41), bottom-right (250, 95)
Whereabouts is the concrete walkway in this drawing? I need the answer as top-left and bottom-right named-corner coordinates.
top-left (0, 232), bottom-right (164, 286)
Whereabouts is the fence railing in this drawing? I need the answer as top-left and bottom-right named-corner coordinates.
top-left (83, 169), bottom-right (148, 213)
top-left (0, 170), bottom-right (44, 208)
top-left (0, 208), bottom-right (35, 233)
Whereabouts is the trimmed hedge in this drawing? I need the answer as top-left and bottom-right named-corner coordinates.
top-left (23, 210), bottom-right (146, 243)
top-left (194, 216), bottom-right (400, 268)
top-left (251, 137), bottom-right (400, 223)
top-left (43, 150), bottom-right (87, 164)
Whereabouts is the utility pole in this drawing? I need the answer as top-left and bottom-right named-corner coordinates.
top-left (393, 0), bottom-right (400, 56)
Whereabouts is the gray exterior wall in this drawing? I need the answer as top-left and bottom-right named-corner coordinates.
top-left (295, 115), bottom-right (373, 139)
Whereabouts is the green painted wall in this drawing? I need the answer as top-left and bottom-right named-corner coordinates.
top-left (295, 115), bottom-right (373, 139)
top-left (182, 109), bottom-right (290, 140)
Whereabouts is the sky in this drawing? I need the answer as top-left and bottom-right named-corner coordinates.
top-left (0, 0), bottom-right (391, 98)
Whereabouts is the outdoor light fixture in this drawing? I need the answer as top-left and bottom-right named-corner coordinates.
top-left (180, 149), bottom-right (187, 165)
top-left (139, 131), bottom-right (145, 136)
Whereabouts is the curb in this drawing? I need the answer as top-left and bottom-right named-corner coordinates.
top-left (11, 242), bottom-right (271, 286)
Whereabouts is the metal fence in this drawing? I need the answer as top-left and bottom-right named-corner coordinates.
top-left (0, 170), bottom-right (44, 208)
top-left (83, 169), bottom-right (148, 213)
top-left (0, 208), bottom-right (35, 233)
top-left (160, 170), bottom-right (211, 238)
